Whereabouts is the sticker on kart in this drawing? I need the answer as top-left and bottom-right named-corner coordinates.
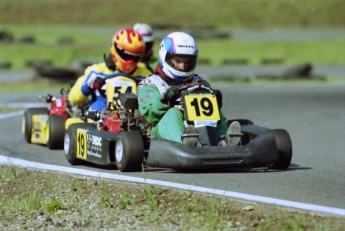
top-left (76, 129), bottom-right (102, 159)
top-left (183, 94), bottom-right (220, 121)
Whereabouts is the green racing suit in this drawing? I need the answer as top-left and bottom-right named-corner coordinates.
top-left (138, 73), bottom-right (227, 143)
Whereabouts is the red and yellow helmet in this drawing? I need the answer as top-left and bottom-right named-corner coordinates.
top-left (111, 28), bottom-right (145, 73)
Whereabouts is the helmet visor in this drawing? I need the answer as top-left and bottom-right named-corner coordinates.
top-left (115, 44), bottom-right (143, 62)
top-left (166, 54), bottom-right (197, 72)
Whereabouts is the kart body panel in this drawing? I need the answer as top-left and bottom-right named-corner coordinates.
top-left (72, 126), bottom-right (117, 166)
top-left (65, 117), bottom-right (85, 130)
top-left (50, 97), bottom-right (69, 119)
top-left (146, 124), bottom-right (278, 170)
top-left (30, 114), bottom-right (49, 144)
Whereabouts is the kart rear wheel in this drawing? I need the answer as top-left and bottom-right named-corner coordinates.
top-left (46, 116), bottom-right (65, 149)
top-left (115, 131), bottom-right (144, 172)
top-left (22, 107), bottom-right (49, 143)
top-left (269, 129), bottom-right (292, 170)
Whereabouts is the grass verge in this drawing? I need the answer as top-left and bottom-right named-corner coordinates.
top-left (0, 165), bottom-right (344, 230)
top-left (1, 0), bottom-right (344, 28)
top-left (0, 78), bottom-right (66, 93)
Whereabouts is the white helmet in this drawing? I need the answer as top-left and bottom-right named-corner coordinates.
top-left (133, 23), bottom-right (154, 60)
top-left (159, 32), bottom-right (198, 81)
top-left (133, 23), bottom-right (154, 42)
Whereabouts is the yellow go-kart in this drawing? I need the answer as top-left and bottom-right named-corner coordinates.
top-left (22, 88), bottom-right (87, 149)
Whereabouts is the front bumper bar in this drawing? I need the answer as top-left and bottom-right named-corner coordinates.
top-left (146, 132), bottom-right (278, 170)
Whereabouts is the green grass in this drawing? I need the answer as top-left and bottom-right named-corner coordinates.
top-left (1, 0), bottom-right (344, 28)
top-left (42, 198), bottom-right (64, 214)
top-left (1, 0), bottom-right (344, 71)
top-left (0, 167), bottom-right (17, 183)
top-left (0, 107), bottom-right (23, 114)
top-left (197, 39), bottom-right (345, 66)
top-left (1, 24), bottom-right (344, 71)
top-left (0, 78), bottom-right (64, 93)
top-left (0, 24), bottom-right (108, 70)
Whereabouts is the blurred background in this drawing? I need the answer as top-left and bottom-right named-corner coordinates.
top-left (0, 0), bottom-right (344, 84)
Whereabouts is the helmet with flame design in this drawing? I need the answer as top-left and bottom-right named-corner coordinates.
top-left (110, 28), bottom-right (145, 73)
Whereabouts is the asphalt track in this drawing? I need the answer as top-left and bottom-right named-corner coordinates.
top-left (0, 81), bottom-right (344, 215)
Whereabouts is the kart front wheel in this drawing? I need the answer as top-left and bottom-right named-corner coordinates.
top-left (22, 107), bottom-right (49, 143)
top-left (269, 129), bottom-right (292, 170)
top-left (115, 131), bottom-right (144, 172)
top-left (46, 116), bottom-right (65, 149)
top-left (64, 125), bottom-right (79, 165)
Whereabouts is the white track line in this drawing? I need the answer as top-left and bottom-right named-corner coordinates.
top-left (0, 155), bottom-right (344, 217)
top-left (0, 111), bottom-right (23, 119)
top-left (6, 102), bottom-right (47, 108)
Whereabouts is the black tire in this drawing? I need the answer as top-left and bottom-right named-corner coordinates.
top-left (115, 131), bottom-right (144, 172)
top-left (22, 108), bottom-right (49, 143)
top-left (269, 129), bottom-right (293, 170)
top-left (64, 124), bottom-right (79, 165)
top-left (47, 116), bottom-right (65, 150)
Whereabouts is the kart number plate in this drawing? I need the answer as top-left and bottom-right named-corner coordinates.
top-left (76, 129), bottom-right (87, 160)
top-left (105, 76), bottom-right (137, 104)
top-left (183, 94), bottom-right (220, 121)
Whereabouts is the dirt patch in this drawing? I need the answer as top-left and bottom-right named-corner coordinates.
top-left (0, 165), bottom-right (344, 230)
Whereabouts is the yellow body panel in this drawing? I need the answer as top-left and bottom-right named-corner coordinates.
top-left (65, 117), bottom-right (85, 130)
top-left (30, 114), bottom-right (49, 144)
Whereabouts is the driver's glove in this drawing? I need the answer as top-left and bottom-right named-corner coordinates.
top-left (213, 89), bottom-right (223, 109)
top-left (91, 76), bottom-right (105, 90)
top-left (161, 86), bottom-right (180, 105)
top-left (86, 73), bottom-right (105, 90)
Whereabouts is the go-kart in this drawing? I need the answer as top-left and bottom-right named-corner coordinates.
top-left (22, 87), bottom-right (88, 149)
top-left (63, 73), bottom-right (148, 169)
top-left (63, 75), bottom-right (292, 172)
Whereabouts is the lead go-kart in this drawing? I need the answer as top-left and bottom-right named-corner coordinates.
top-left (63, 73), bottom-right (292, 172)
top-left (22, 87), bottom-right (89, 149)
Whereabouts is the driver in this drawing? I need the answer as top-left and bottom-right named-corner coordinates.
top-left (138, 32), bottom-right (241, 147)
top-left (133, 23), bottom-right (158, 73)
top-left (68, 28), bottom-right (152, 111)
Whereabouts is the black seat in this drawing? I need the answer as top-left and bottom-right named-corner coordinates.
top-left (119, 93), bottom-right (138, 110)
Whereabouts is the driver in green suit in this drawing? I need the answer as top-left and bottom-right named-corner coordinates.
top-left (138, 32), bottom-right (241, 147)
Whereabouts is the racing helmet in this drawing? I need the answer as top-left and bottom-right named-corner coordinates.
top-left (110, 28), bottom-right (145, 73)
top-left (133, 23), bottom-right (154, 60)
top-left (159, 32), bottom-right (198, 81)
